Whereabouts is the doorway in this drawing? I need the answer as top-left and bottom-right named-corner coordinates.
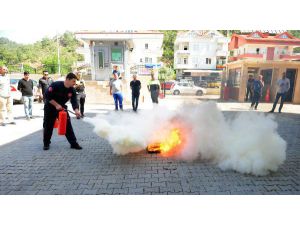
top-left (260, 69), bottom-right (273, 100)
top-left (285, 69), bottom-right (297, 102)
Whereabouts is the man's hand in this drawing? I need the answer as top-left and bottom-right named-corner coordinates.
top-left (55, 104), bottom-right (63, 111)
top-left (110, 92), bottom-right (112, 95)
top-left (74, 109), bottom-right (81, 119)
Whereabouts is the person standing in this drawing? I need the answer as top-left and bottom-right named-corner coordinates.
top-left (17, 71), bottom-right (34, 120)
top-left (43, 73), bottom-right (82, 150)
top-left (245, 75), bottom-right (254, 102)
top-left (38, 70), bottom-right (53, 103)
top-left (250, 75), bottom-right (264, 110)
top-left (0, 65), bottom-right (16, 126)
top-left (109, 72), bottom-right (123, 111)
top-left (147, 72), bottom-right (160, 104)
top-left (269, 72), bottom-right (290, 113)
top-left (75, 72), bottom-right (86, 117)
top-left (130, 74), bottom-right (141, 112)
top-left (112, 65), bottom-right (120, 78)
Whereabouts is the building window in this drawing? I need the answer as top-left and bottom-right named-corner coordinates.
top-left (279, 34), bottom-right (289, 39)
top-left (145, 57), bottom-right (152, 63)
top-left (145, 43), bottom-right (148, 49)
top-left (111, 48), bottom-right (123, 62)
top-left (114, 42), bottom-right (118, 46)
top-left (183, 58), bottom-right (188, 64)
top-left (98, 51), bottom-right (104, 69)
top-left (256, 48), bottom-right (260, 54)
top-left (184, 45), bottom-right (188, 50)
top-left (206, 58), bottom-right (212, 64)
top-left (140, 58), bottom-right (143, 63)
top-left (251, 33), bottom-right (261, 38)
top-left (177, 58), bottom-right (181, 64)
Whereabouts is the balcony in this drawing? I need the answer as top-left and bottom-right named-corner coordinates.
top-left (279, 54), bottom-right (300, 60)
top-left (237, 53), bottom-right (264, 59)
top-left (175, 64), bottom-right (192, 69)
top-left (175, 50), bottom-right (190, 55)
top-left (228, 56), bottom-right (238, 61)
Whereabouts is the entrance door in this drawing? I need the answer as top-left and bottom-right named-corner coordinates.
top-left (260, 69), bottom-right (273, 101)
top-left (285, 69), bottom-right (297, 102)
top-left (94, 46), bottom-right (110, 80)
top-left (266, 47), bottom-right (275, 60)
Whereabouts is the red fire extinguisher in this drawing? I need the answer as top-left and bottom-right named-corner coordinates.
top-left (57, 110), bottom-right (67, 135)
top-left (265, 87), bottom-right (270, 102)
top-left (53, 118), bottom-right (59, 128)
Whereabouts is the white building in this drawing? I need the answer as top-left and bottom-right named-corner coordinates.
top-left (75, 30), bottom-right (164, 80)
top-left (174, 30), bottom-right (229, 79)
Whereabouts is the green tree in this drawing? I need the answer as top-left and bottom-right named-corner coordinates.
top-left (160, 30), bottom-right (178, 68)
top-left (0, 31), bottom-right (82, 74)
top-left (289, 30), bottom-right (300, 53)
top-left (158, 66), bottom-right (176, 81)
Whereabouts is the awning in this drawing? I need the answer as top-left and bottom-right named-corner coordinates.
top-left (183, 69), bottom-right (223, 73)
top-left (145, 64), bottom-right (162, 68)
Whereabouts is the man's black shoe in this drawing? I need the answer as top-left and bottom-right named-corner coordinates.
top-left (71, 143), bottom-right (82, 150)
top-left (43, 145), bottom-right (50, 150)
top-left (268, 110), bottom-right (274, 113)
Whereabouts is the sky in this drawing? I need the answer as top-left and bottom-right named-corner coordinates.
top-left (1, 0), bottom-right (299, 44)
top-left (0, 29), bottom-right (67, 44)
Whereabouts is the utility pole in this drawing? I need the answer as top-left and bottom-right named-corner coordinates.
top-left (56, 33), bottom-right (61, 76)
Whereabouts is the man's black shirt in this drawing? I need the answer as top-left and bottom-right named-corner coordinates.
top-left (39, 76), bottom-right (53, 95)
top-left (17, 78), bottom-right (33, 96)
top-left (130, 80), bottom-right (141, 95)
top-left (44, 81), bottom-right (78, 110)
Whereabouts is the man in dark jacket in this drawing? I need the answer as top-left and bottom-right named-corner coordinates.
top-left (130, 74), bottom-right (141, 112)
top-left (245, 75), bottom-right (254, 102)
top-left (43, 73), bottom-right (82, 151)
top-left (38, 70), bottom-right (53, 103)
top-left (17, 71), bottom-right (34, 120)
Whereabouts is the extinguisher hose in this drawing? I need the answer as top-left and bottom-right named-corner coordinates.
top-left (64, 109), bottom-right (81, 119)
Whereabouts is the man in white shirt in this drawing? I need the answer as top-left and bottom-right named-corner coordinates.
top-left (269, 72), bottom-right (290, 113)
top-left (0, 65), bottom-right (16, 126)
top-left (109, 72), bottom-right (123, 111)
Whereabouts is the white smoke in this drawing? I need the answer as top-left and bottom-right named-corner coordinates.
top-left (85, 102), bottom-right (286, 176)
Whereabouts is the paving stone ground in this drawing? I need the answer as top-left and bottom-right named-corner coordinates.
top-left (0, 103), bottom-right (299, 195)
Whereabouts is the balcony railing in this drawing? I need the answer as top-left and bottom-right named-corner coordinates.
top-left (237, 53), bottom-right (263, 59)
top-left (175, 50), bottom-right (190, 54)
top-left (279, 54), bottom-right (300, 60)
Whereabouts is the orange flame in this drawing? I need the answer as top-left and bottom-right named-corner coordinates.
top-left (147, 128), bottom-right (183, 155)
top-left (159, 129), bottom-right (182, 153)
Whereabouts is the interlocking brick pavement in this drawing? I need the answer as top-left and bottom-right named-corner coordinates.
top-left (0, 104), bottom-right (299, 195)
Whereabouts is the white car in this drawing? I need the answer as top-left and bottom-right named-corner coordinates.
top-left (10, 78), bottom-right (39, 104)
top-left (170, 81), bottom-right (207, 96)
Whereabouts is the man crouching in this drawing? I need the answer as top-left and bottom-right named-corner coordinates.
top-left (43, 73), bottom-right (82, 150)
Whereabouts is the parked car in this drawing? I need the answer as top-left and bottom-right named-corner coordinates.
top-left (195, 81), bottom-right (208, 88)
top-left (170, 81), bottom-right (207, 96)
top-left (10, 78), bottom-right (39, 104)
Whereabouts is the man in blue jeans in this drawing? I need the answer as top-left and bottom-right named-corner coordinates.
top-left (250, 75), bottom-right (264, 110)
top-left (110, 72), bottom-right (123, 111)
top-left (269, 72), bottom-right (290, 113)
top-left (17, 71), bottom-right (34, 120)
